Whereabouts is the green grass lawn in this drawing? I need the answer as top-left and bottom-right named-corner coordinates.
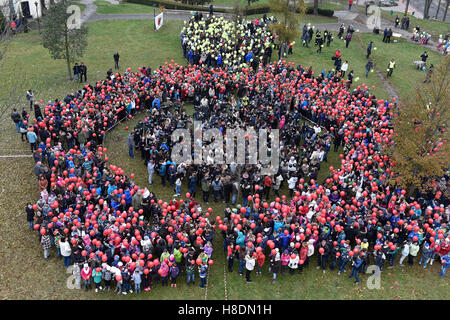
top-left (0, 17), bottom-right (449, 299)
top-left (359, 32), bottom-right (444, 99)
top-left (357, 5), bottom-right (450, 41)
top-left (379, 9), bottom-right (450, 41)
top-left (95, 0), bottom-right (161, 14)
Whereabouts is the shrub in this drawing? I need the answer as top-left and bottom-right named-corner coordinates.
top-left (124, 1), bottom-right (332, 17)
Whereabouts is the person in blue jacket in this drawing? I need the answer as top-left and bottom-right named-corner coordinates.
top-left (152, 96), bottom-right (161, 110)
top-left (280, 231), bottom-right (291, 250)
top-left (159, 161), bottom-right (167, 186)
top-left (349, 254), bottom-right (363, 284)
top-left (245, 51), bottom-right (253, 63)
top-left (439, 253), bottom-right (450, 278)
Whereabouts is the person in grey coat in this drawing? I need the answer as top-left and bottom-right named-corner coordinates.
top-left (147, 159), bottom-right (155, 185)
top-left (127, 133), bottom-right (135, 158)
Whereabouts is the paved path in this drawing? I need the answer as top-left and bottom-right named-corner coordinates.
top-left (79, 0), bottom-right (98, 24)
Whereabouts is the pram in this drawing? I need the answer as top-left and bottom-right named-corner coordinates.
top-left (413, 60), bottom-right (426, 70)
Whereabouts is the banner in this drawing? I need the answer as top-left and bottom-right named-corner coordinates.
top-left (155, 12), bottom-right (164, 31)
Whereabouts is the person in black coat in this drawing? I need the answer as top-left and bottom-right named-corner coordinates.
top-left (26, 203), bottom-right (35, 230)
top-left (73, 63), bottom-right (80, 81)
top-left (317, 239), bottom-right (331, 272)
top-left (34, 104), bottom-right (43, 120)
top-left (79, 62), bottom-right (87, 83)
top-left (114, 52), bottom-right (120, 69)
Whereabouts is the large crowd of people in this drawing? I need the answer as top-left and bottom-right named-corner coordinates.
top-left (10, 12), bottom-right (450, 296)
top-left (181, 13), bottom-right (276, 70)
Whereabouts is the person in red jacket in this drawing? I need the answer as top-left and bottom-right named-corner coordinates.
top-left (263, 175), bottom-right (273, 200)
top-left (227, 243), bottom-right (234, 272)
top-left (436, 239), bottom-right (450, 258)
top-left (81, 263), bottom-right (93, 291)
top-left (348, 0), bottom-right (354, 10)
top-left (256, 250), bottom-right (265, 275)
top-left (299, 242), bottom-right (308, 274)
top-left (334, 49), bottom-right (341, 60)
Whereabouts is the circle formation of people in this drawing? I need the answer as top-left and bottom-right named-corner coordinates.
top-left (13, 16), bottom-right (449, 296)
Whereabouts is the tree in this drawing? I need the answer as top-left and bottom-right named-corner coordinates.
top-left (435, 0), bottom-right (442, 19)
top-left (390, 57), bottom-right (450, 194)
top-left (313, 0), bottom-right (318, 15)
top-left (41, 0), bottom-right (88, 80)
top-left (424, 0), bottom-right (433, 19)
top-left (232, 0), bottom-right (243, 44)
top-left (268, 0), bottom-right (305, 45)
top-left (404, 0), bottom-right (410, 16)
top-left (443, 0), bottom-right (449, 21)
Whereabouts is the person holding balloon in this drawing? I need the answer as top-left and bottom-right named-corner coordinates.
top-left (198, 260), bottom-right (209, 288)
top-left (92, 267), bottom-right (103, 292)
top-left (81, 263), bottom-right (93, 291)
top-left (40, 229), bottom-right (52, 260)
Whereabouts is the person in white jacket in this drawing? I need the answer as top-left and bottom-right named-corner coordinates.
top-left (307, 238), bottom-right (315, 268)
top-left (245, 253), bottom-right (256, 283)
top-left (288, 251), bottom-right (299, 274)
top-left (59, 237), bottom-right (72, 268)
top-left (408, 241), bottom-right (420, 265)
top-left (287, 175), bottom-right (298, 198)
top-left (399, 241), bottom-right (410, 266)
top-left (147, 160), bottom-right (155, 185)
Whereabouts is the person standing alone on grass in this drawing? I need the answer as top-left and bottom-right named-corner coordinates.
top-left (345, 32), bottom-right (352, 48)
top-left (348, 0), bottom-right (353, 10)
top-left (147, 159), bottom-right (155, 185)
top-left (11, 108), bottom-right (22, 133)
top-left (387, 59), bottom-right (395, 77)
top-left (365, 60), bottom-right (373, 78)
top-left (114, 52), bottom-right (120, 69)
top-left (367, 41), bottom-right (373, 59)
top-left (421, 51), bottom-right (429, 63)
top-left (386, 28), bottom-right (393, 43)
top-left (127, 132), bottom-right (135, 158)
top-left (26, 89), bottom-right (34, 110)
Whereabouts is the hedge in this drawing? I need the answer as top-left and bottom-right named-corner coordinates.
top-left (125, 0), bottom-right (230, 13)
top-left (304, 6), bottom-right (335, 17)
top-left (124, 1), bottom-right (333, 17)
